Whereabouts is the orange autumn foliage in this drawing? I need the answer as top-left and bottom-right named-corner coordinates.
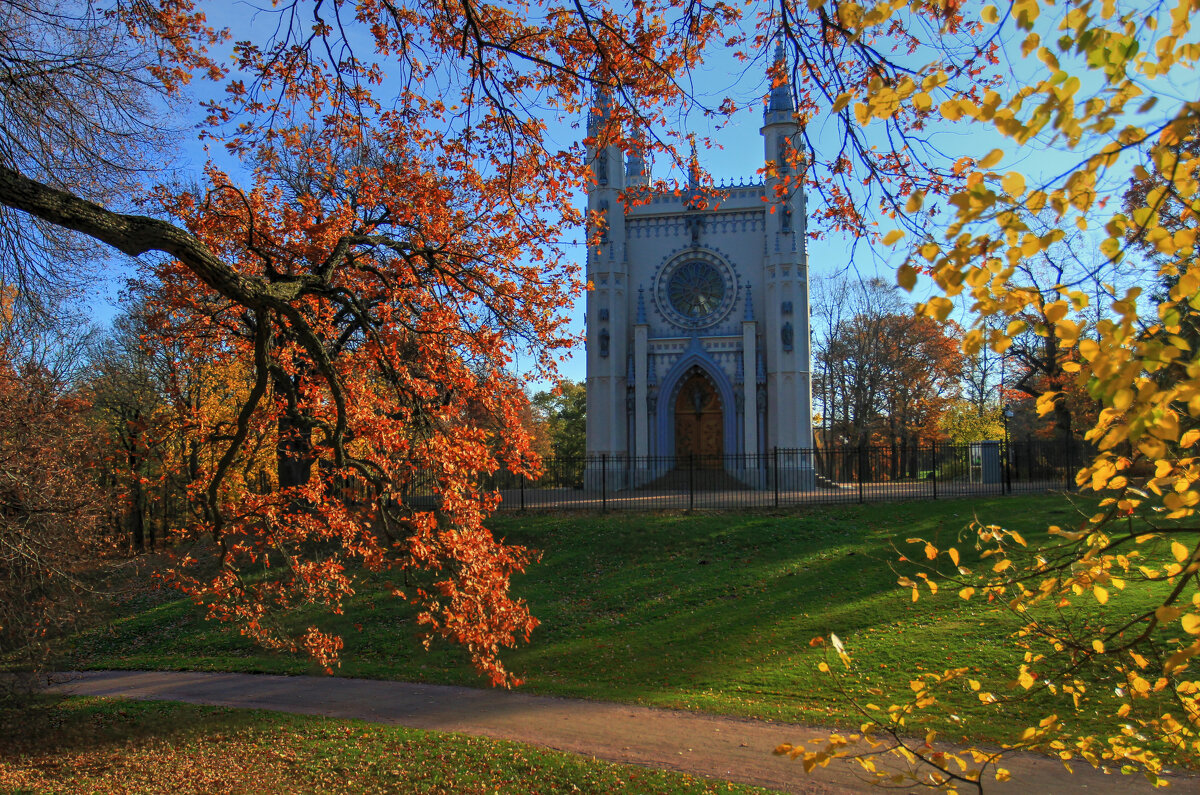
top-left (0, 0), bottom-right (1016, 687)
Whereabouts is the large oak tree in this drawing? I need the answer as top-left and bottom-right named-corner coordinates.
top-left (0, 0), bottom-right (993, 683)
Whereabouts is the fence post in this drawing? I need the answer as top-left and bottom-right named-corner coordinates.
top-left (773, 447), bottom-right (780, 508)
top-left (519, 470), bottom-right (525, 511)
top-left (1065, 437), bottom-right (1076, 491)
top-left (688, 454), bottom-right (695, 511)
top-left (931, 441), bottom-right (938, 500)
top-left (601, 453), bottom-right (608, 512)
top-left (1003, 440), bottom-right (1012, 495)
top-left (857, 445), bottom-right (866, 504)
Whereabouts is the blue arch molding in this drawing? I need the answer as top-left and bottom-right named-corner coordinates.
top-left (655, 336), bottom-right (741, 457)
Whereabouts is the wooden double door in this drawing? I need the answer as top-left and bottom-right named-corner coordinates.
top-left (674, 369), bottom-right (723, 468)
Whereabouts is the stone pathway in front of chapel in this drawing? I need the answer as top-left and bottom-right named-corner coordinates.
top-left (48, 670), bottom-right (1191, 793)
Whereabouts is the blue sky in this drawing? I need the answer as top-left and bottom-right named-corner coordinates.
top-left (86, 12), bottom-right (895, 387)
top-left (83, 1), bottom-right (1184, 387)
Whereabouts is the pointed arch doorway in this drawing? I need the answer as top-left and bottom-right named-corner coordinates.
top-left (674, 367), bottom-right (724, 468)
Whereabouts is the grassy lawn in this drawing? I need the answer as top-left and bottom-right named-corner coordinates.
top-left (0, 696), bottom-right (768, 794)
top-left (55, 494), bottom-right (1190, 755)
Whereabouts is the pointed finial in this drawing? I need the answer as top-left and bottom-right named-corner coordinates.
top-left (766, 36), bottom-right (795, 116)
top-left (636, 285), bottom-right (647, 325)
top-left (626, 148), bottom-right (645, 178)
top-left (688, 135), bottom-right (701, 190)
top-left (588, 82), bottom-right (613, 137)
top-left (743, 283), bottom-right (755, 322)
top-left (626, 130), bottom-right (647, 184)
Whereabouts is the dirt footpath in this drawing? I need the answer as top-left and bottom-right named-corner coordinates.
top-left (48, 670), bottom-right (1190, 793)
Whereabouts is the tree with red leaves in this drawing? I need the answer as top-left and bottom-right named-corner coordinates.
top-left (0, 294), bottom-right (110, 694)
top-left (0, 0), bottom-right (1000, 682)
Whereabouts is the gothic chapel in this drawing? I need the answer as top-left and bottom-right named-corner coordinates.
top-left (584, 47), bottom-right (815, 488)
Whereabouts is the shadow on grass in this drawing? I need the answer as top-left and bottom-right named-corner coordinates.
top-left (56, 496), bottom-right (1098, 730)
top-left (0, 695), bottom-right (255, 757)
top-left (0, 696), bottom-right (776, 795)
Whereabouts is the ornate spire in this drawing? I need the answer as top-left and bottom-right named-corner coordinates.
top-left (687, 135), bottom-right (701, 190)
top-left (636, 285), bottom-right (647, 324)
top-left (743, 283), bottom-right (755, 322)
top-left (587, 83), bottom-right (612, 137)
top-left (766, 37), bottom-right (795, 118)
top-left (626, 135), bottom-right (647, 184)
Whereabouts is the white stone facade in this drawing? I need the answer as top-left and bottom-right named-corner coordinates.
top-left (584, 57), bottom-right (813, 486)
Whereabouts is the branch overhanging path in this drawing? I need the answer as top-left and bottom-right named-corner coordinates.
top-left (45, 670), bottom-right (1192, 794)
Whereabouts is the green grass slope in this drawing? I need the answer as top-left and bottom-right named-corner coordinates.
top-left (58, 495), bottom-right (1189, 751)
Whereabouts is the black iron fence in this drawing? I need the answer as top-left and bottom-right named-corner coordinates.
top-left (401, 438), bottom-right (1089, 512)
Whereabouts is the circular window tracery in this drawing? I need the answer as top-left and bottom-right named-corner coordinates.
top-left (654, 251), bottom-right (737, 330)
top-left (668, 261), bottom-right (724, 321)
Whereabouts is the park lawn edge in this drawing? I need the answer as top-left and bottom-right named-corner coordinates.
top-left (0, 695), bottom-right (772, 794)
top-left (29, 495), bottom-right (1200, 765)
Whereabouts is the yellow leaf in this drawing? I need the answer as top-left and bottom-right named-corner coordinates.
top-left (897, 264), bottom-right (917, 292)
top-left (1001, 172), bottom-right (1026, 196)
top-left (1020, 32), bottom-right (1039, 57)
top-left (1156, 605), bottom-right (1184, 622)
top-left (959, 587), bottom-right (976, 600)
top-left (1092, 639), bottom-right (1105, 653)
top-left (981, 4), bottom-right (999, 24)
top-left (940, 100), bottom-right (963, 121)
top-left (1093, 585), bottom-right (1108, 605)
top-left (921, 296), bottom-right (953, 321)
top-left (948, 548), bottom-right (960, 566)
top-left (1165, 640), bottom-right (1200, 674)
top-left (905, 191), bottom-right (925, 212)
top-left (924, 542), bottom-right (938, 560)
top-left (831, 92), bottom-right (854, 113)
top-left (978, 148), bottom-right (1004, 168)
top-left (1183, 614), bottom-right (1200, 634)
top-left (882, 229), bottom-right (905, 246)
top-left (1172, 541), bottom-right (1190, 563)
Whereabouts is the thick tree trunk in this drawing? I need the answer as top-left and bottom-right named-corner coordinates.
top-left (277, 414), bottom-right (315, 489)
top-left (273, 369), bottom-right (316, 490)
